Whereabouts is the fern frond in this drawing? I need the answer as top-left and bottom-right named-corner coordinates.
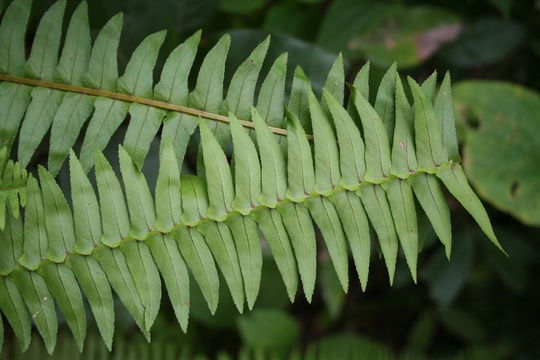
top-left (0, 0), bottom-right (504, 354)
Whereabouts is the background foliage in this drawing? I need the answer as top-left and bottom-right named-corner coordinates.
top-left (1, 0), bottom-right (539, 358)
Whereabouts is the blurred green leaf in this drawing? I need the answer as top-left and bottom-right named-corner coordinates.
top-left (305, 333), bottom-right (395, 360)
top-left (219, 0), bottom-right (267, 14)
top-left (454, 81), bottom-right (540, 226)
top-left (440, 18), bottom-right (524, 68)
top-left (405, 311), bottom-right (435, 355)
top-left (486, 0), bottom-right (512, 15)
top-left (237, 309), bottom-right (299, 352)
top-left (438, 307), bottom-right (486, 342)
top-left (319, 257), bottom-right (345, 318)
top-left (263, 2), bottom-right (319, 40)
top-left (425, 233), bottom-right (474, 307)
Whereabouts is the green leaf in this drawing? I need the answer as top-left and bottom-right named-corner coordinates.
top-left (160, 112), bottom-right (199, 170)
top-left (382, 179), bottom-right (418, 282)
top-left (198, 222), bottom-right (245, 313)
top-left (390, 75), bottom-right (417, 178)
top-left (256, 53), bottom-right (287, 128)
top-left (155, 30), bottom-right (201, 104)
top-left (0, 0), bottom-right (31, 75)
top-left (251, 207), bottom-right (298, 301)
top-left (119, 146), bottom-right (156, 240)
top-left (11, 270), bottom-right (57, 354)
top-left (0, 277), bottom-right (31, 352)
top-left (276, 201), bottom-right (317, 302)
top-left (408, 77), bottom-right (447, 170)
top-left (323, 89), bottom-right (365, 190)
top-left (83, 13), bottom-right (123, 91)
top-left (237, 309), bottom-right (299, 352)
top-left (437, 164), bottom-right (503, 253)
top-left (179, 175), bottom-right (208, 226)
top-left (48, 93), bottom-right (95, 174)
top-left (146, 234), bottom-right (190, 332)
top-left (69, 151), bottom-right (101, 255)
top-left (329, 191), bottom-right (370, 291)
top-left (79, 98), bottom-right (130, 172)
top-left (284, 108), bottom-right (315, 202)
top-left (288, 67), bottom-right (312, 133)
top-left (351, 86), bottom-right (392, 181)
top-left (154, 140), bottom-right (182, 233)
top-left (453, 81), bottom-right (540, 227)
top-left (322, 54), bottom-right (345, 110)
top-left (304, 196), bottom-right (349, 292)
top-left (308, 90), bottom-right (341, 195)
top-left (24, 0), bottom-right (66, 81)
top-left (357, 184), bottom-right (398, 283)
top-left (0, 83), bottom-right (31, 151)
top-left (224, 36), bottom-right (269, 120)
top-left (93, 247), bottom-right (147, 339)
top-left (94, 150), bottom-right (130, 248)
top-left (434, 72), bottom-right (460, 162)
top-left (55, 1), bottom-right (91, 85)
top-left (252, 108), bottom-right (287, 208)
top-left (117, 30), bottom-right (166, 98)
top-left (17, 88), bottom-right (64, 167)
top-left (39, 263), bottom-right (86, 351)
top-left (68, 255), bottom-right (114, 351)
top-left (189, 34), bottom-right (230, 146)
top-left (18, 176), bottom-right (47, 270)
top-left (421, 71), bottom-right (437, 101)
top-left (123, 104), bottom-right (166, 170)
top-left (38, 166), bottom-right (76, 263)
top-left (199, 119), bottom-right (234, 221)
top-left (408, 174), bottom-right (452, 257)
top-left (224, 214), bottom-right (262, 310)
top-left (120, 241), bottom-right (162, 333)
top-left (374, 63), bottom-right (397, 139)
top-left (229, 113), bottom-right (261, 215)
top-left (0, 210), bottom-right (23, 275)
top-left (173, 227), bottom-right (219, 314)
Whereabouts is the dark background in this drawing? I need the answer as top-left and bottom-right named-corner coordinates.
top-left (2, 0), bottom-right (540, 359)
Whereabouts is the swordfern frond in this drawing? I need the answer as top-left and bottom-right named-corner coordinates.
top-left (0, 0), bottom-right (504, 354)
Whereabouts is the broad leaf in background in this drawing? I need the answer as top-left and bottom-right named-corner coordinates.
top-left (220, 0), bottom-right (267, 14)
top-left (318, 1), bottom-right (460, 68)
top-left (263, 2), bottom-right (320, 40)
top-left (237, 309), bottom-right (299, 352)
top-left (440, 18), bottom-right (524, 68)
top-left (454, 81), bottom-right (540, 226)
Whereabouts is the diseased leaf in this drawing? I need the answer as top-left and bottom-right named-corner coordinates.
top-left (357, 184), bottom-right (398, 283)
top-left (304, 196), bottom-right (349, 292)
top-left (277, 201), bottom-right (317, 302)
